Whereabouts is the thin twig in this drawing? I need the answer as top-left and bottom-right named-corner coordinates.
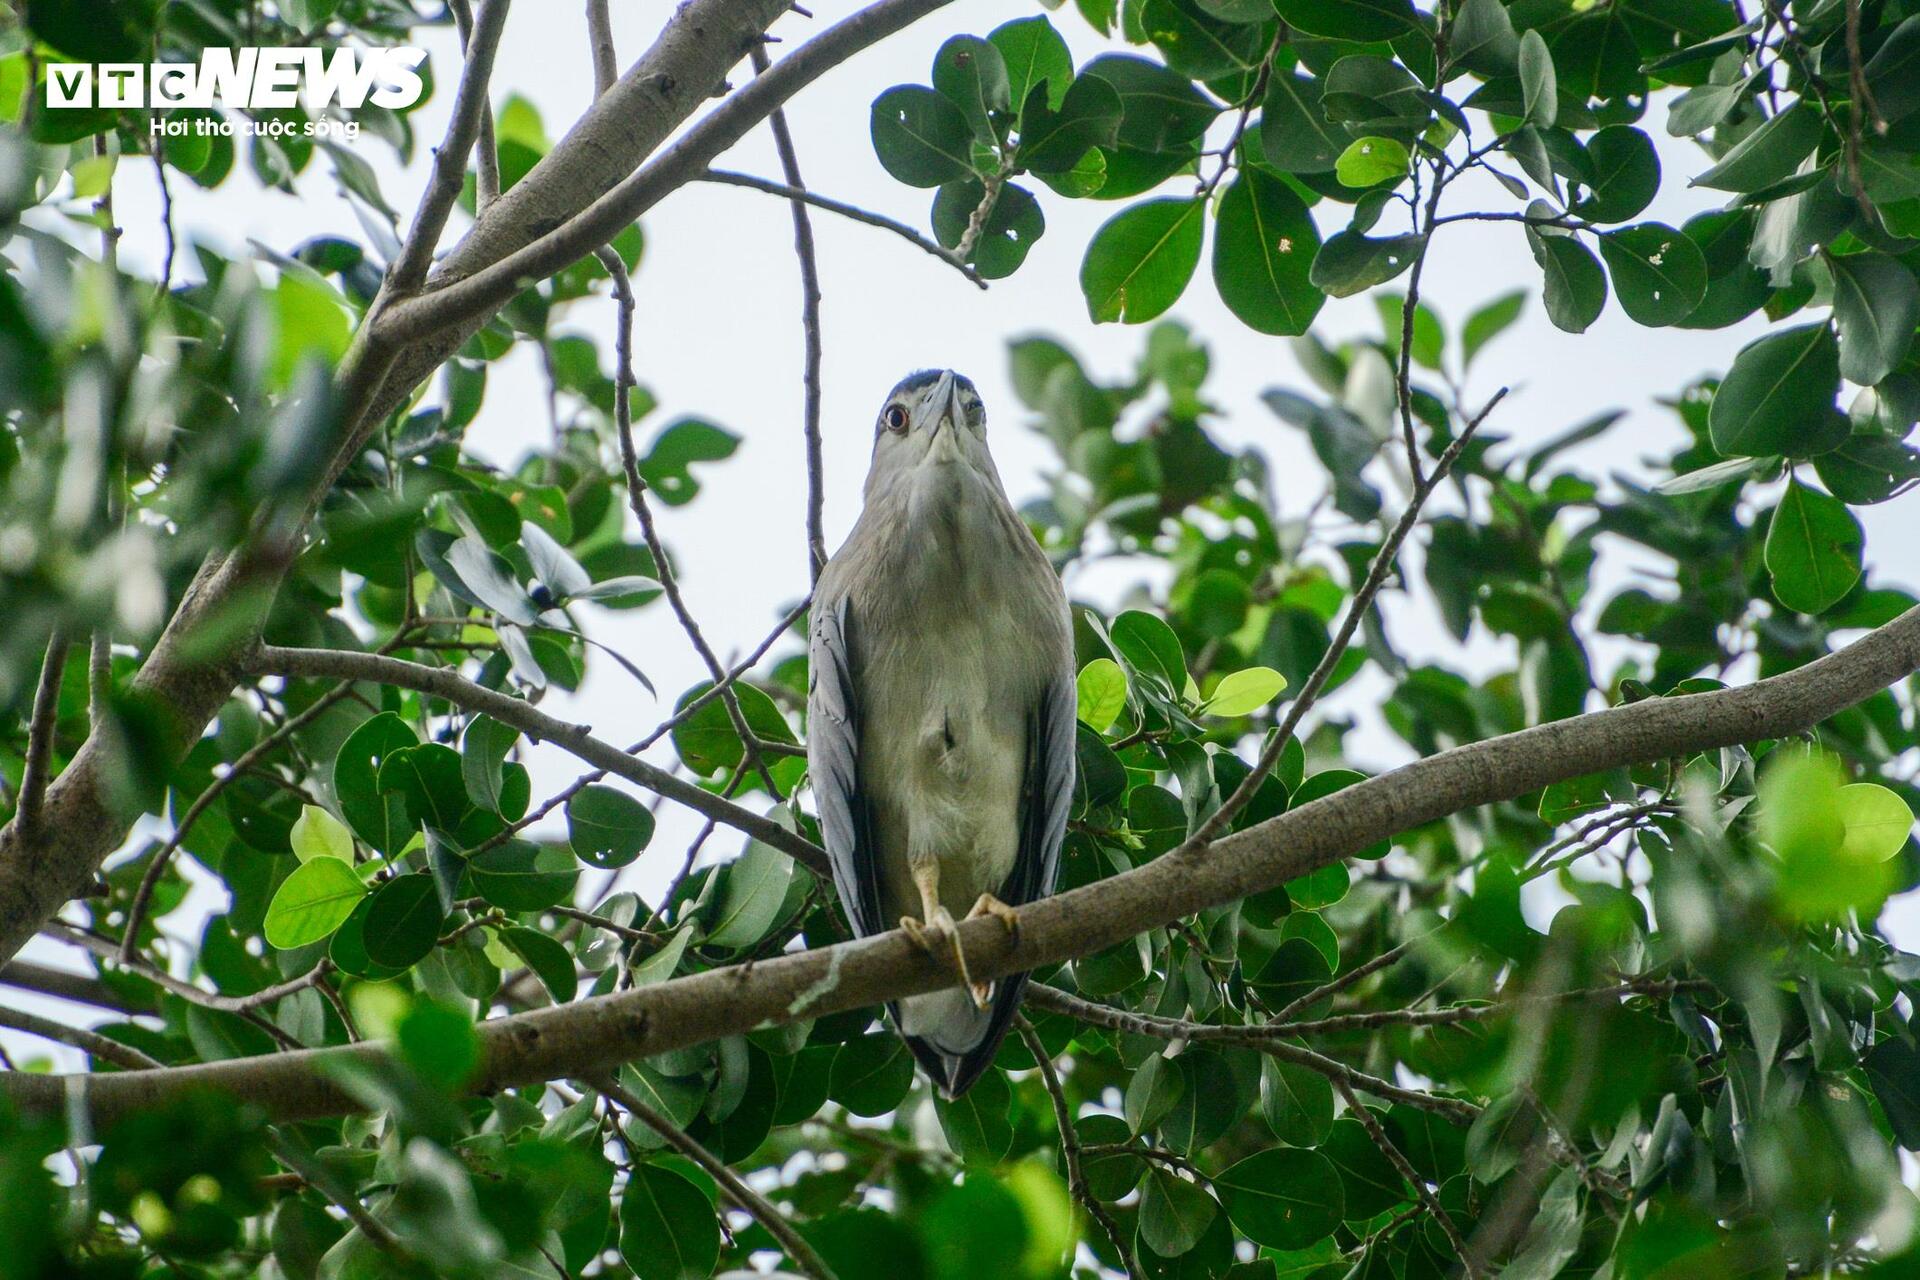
top-left (1333, 1077), bottom-right (1479, 1277)
top-left (593, 1075), bottom-right (838, 1280)
top-left (0, 959), bottom-right (151, 1014)
top-left (586, 0), bottom-right (619, 95)
top-left (388, 0), bottom-right (509, 290)
top-left (699, 171), bottom-right (986, 287)
top-left (749, 46), bottom-right (828, 582)
top-left (266, 1130), bottom-right (409, 1258)
top-left (15, 630), bottom-right (69, 838)
top-left (151, 138), bottom-right (175, 296)
top-left (1015, 1017), bottom-right (1143, 1280)
top-left (0, 1003), bottom-right (161, 1070)
top-left (1028, 986), bottom-right (1480, 1124)
top-left (1178, 388), bottom-right (1508, 855)
top-left (1269, 930), bottom-right (1430, 1024)
top-left (603, 257), bottom-right (782, 797)
top-left (450, 0), bottom-right (503, 212)
top-left (951, 167), bottom-right (1007, 267)
top-left (120, 681), bottom-right (356, 962)
top-left (51, 921), bottom-right (335, 1017)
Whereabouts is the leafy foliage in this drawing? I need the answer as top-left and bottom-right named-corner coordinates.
top-left (5, 0), bottom-right (1920, 1278)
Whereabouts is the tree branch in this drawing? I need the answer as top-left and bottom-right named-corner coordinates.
top-left (698, 171), bottom-right (986, 286)
top-left (0, 959), bottom-right (151, 1015)
top-left (247, 645), bottom-right (829, 875)
top-left (16, 600), bottom-right (1920, 1124)
top-left (1016, 1017), bottom-right (1141, 1280)
top-left (450, 0), bottom-right (503, 212)
top-left (15, 630), bottom-right (69, 839)
top-left (0, 1003), bottom-right (161, 1071)
top-left (377, 0), bottom-right (958, 344)
top-left (592, 1075), bottom-right (838, 1280)
top-left (749, 45), bottom-right (829, 583)
top-left (389, 0), bottom-right (510, 290)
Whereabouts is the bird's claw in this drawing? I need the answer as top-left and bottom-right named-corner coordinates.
top-left (900, 907), bottom-right (991, 1009)
top-left (967, 893), bottom-right (1020, 937)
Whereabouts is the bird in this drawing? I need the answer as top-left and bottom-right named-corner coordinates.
top-left (807, 369), bottom-right (1076, 1098)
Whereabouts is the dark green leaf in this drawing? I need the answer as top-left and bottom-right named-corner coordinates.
top-left (333, 712), bottom-right (418, 856)
top-left (1527, 231), bottom-right (1608, 333)
top-left (870, 85), bottom-right (976, 187)
top-left (1691, 101), bottom-right (1821, 193)
top-left (1309, 230), bottom-right (1424, 298)
top-left (468, 841), bottom-right (579, 911)
top-left (932, 36), bottom-right (1010, 144)
top-left (1829, 252), bottom-right (1920, 387)
top-left (1018, 74), bottom-right (1124, 174)
top-left (567, 785), bottom-right (655, 870)
top-left (1081, 198), bottom-right (1206, 324)
top-left (361, 873), bottom-right (444, 970)
top-left (500, 925), bottom-right (577, 1003)
top-left (1215, 1149), bottom-right (1343, 1249)
top-left (990, 15), bottom-right (1072, 114)
top-left (1708, 323), bottom-right (1841, 458)
top-left (1765, 477), bottom-right (1863, 614)
top-left (1259, 72), bottom-right (1348, 174)
top-left (1271, 0), bottom-right (1417, 41)
top-left (618, 1163), bottom-right (719, 1280)
top-left (1212, 169), bottom-right (1324, 336)
top-left (1598, 223), bottom-right (1706, 327)
top-left (1572, 125), bottom-right (1659, 223)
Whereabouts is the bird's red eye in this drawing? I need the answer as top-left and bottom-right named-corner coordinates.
top-left (884, 405), bottom-right (909, 433)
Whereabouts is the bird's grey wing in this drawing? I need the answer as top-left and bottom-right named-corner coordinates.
top-left (1002, 669), bottom-right (1077, 908)
top-left (809, 594), bottom-right (885, 939)
top-left (906, 671), bottom-right (1077, 1099)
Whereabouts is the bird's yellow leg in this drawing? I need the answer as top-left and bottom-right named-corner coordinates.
top-left (899, 863), bottom-right (990, 1008)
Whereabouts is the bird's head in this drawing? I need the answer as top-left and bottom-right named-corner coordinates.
top-left (866, 369), bottom-right (993, 492)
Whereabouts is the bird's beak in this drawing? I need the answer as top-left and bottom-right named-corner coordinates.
top-left (911, 370), bottom-right (960, 438)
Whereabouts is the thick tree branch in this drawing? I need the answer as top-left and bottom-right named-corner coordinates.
top-left (247, 645), bottom-right (828, 875)
top-left (13, 603), bottom-right (1920, 1124)
top-left (377, 0), bottom-right (957, 343)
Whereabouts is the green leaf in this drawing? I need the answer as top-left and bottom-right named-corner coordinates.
top-left (1260, 1057), bottom-right (1335, 1147)
top-left (1271, 0), bottom-right (1416, 41)
top-left (334, 712), bottom-right (418, 857)
top-left (1518, 29), bottom-right (1557, 126)
top-left (1309, 230), bottom-right (1424, 298)
top-left (637, 418), bottom-right (740, 506)
top-left (1761, 748), bottom-right (1896, 922)
top-left (704, 839), bottom-right (796, 950)
top-left (932, 36), bottom-right (1010, 144)
top-left (1866, 1036), bottom-right (1920, 1150)
top-left (1836, 783), bottom-right (1914, 863)
top-left (1323, 1116), bottom-right (1408, 1218)
top-left (1017, 73), bottom-right (1124, 173)
top-left (990, 15), bottom-right (1072, 114)
top-left (1451, 0), bottom-right (1520, 75)
top-left (1077, 658), bottom-right (1129, 732)
top-left (378, 743), bottom-right (467, 833)
top-left (1203, 667), bottom-right (1288, 717)
top-left (289, 805), bottom-right (353, 865)
top-left (469, 840), bottom-right (579, 911)
top-left (1215, 1148), bottom-right (1344, 1249)
top-left (1109, 609), bottom-right (1191, 696)
top-left (670, 680), bottom-right (798, 779)
top-left (618, 1163), bottom-right (719, 1280)
top-left (1260, 72), bottom-right (1347, 174)
top-left (361, 873), bottom-right (444, 970)
top-left (459, 715), bottom-right (518, 819)
top-left (1766, 478), bottom-right (1863, 615)
top-left (1138, 1166), bottom-right (1217, 1257)
top-left (1528, 231), bottom-right (1608, 334)
top-left (1709, 323), bottom-right (1842, 458)
top-left (1829, 253), bottom-right (1920, 387)
top-left (500, 925), bottom-right (578, 1003)
top-left (1571, 125), bottom-right (1659, 224)
top-left (1692, 101), bottom-right (1821, 193)
top-left (1212, 169), bottom-right (1324, 337)
top-left (1335, 136), bottom-right (1408, 189)
top-left (1081, 198), bottom-right (1205, 324)
top-left (567, 785), bottom-right (655, 870)
top-left (931, 180), bottom-right (1046, 279)
top-left (264, 856), bottom-right (366, 949)
top-left (1598, 223), bottom-right (1706, 327)
top-left (1463, 289), bottom-right (1527, 367)
top-left (269, 270), bottom-right (351, 390)
top-left (828, 1034), bottom-right (915, 1117)
top-left (1081, 55), bottom-right (1220, 153)
top-left (1322, 56), bottom-right (1429, 140)
top-left (870, 85), bottom-right (976, 187)
top-left (934, 1067), bottom-right (1014, 1163)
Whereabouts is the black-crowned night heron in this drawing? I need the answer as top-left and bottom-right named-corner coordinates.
top-left (808, 369), bottom-right (1075, 1098)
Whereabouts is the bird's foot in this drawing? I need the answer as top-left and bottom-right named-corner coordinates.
top-left (900, 906), bottom-right (989, 1010)
top-left (966, 893), bottom-right (1020, 938)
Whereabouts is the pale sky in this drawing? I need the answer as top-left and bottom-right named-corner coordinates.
top-left (7, 0), bottom-right (1918, 1068)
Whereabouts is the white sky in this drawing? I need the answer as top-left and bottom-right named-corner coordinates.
top-left (8, 0), bottom-right (1920, 1068)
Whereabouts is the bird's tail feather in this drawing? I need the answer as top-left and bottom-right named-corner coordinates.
top-left (891, 971), bottom-right (1032, 1099)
